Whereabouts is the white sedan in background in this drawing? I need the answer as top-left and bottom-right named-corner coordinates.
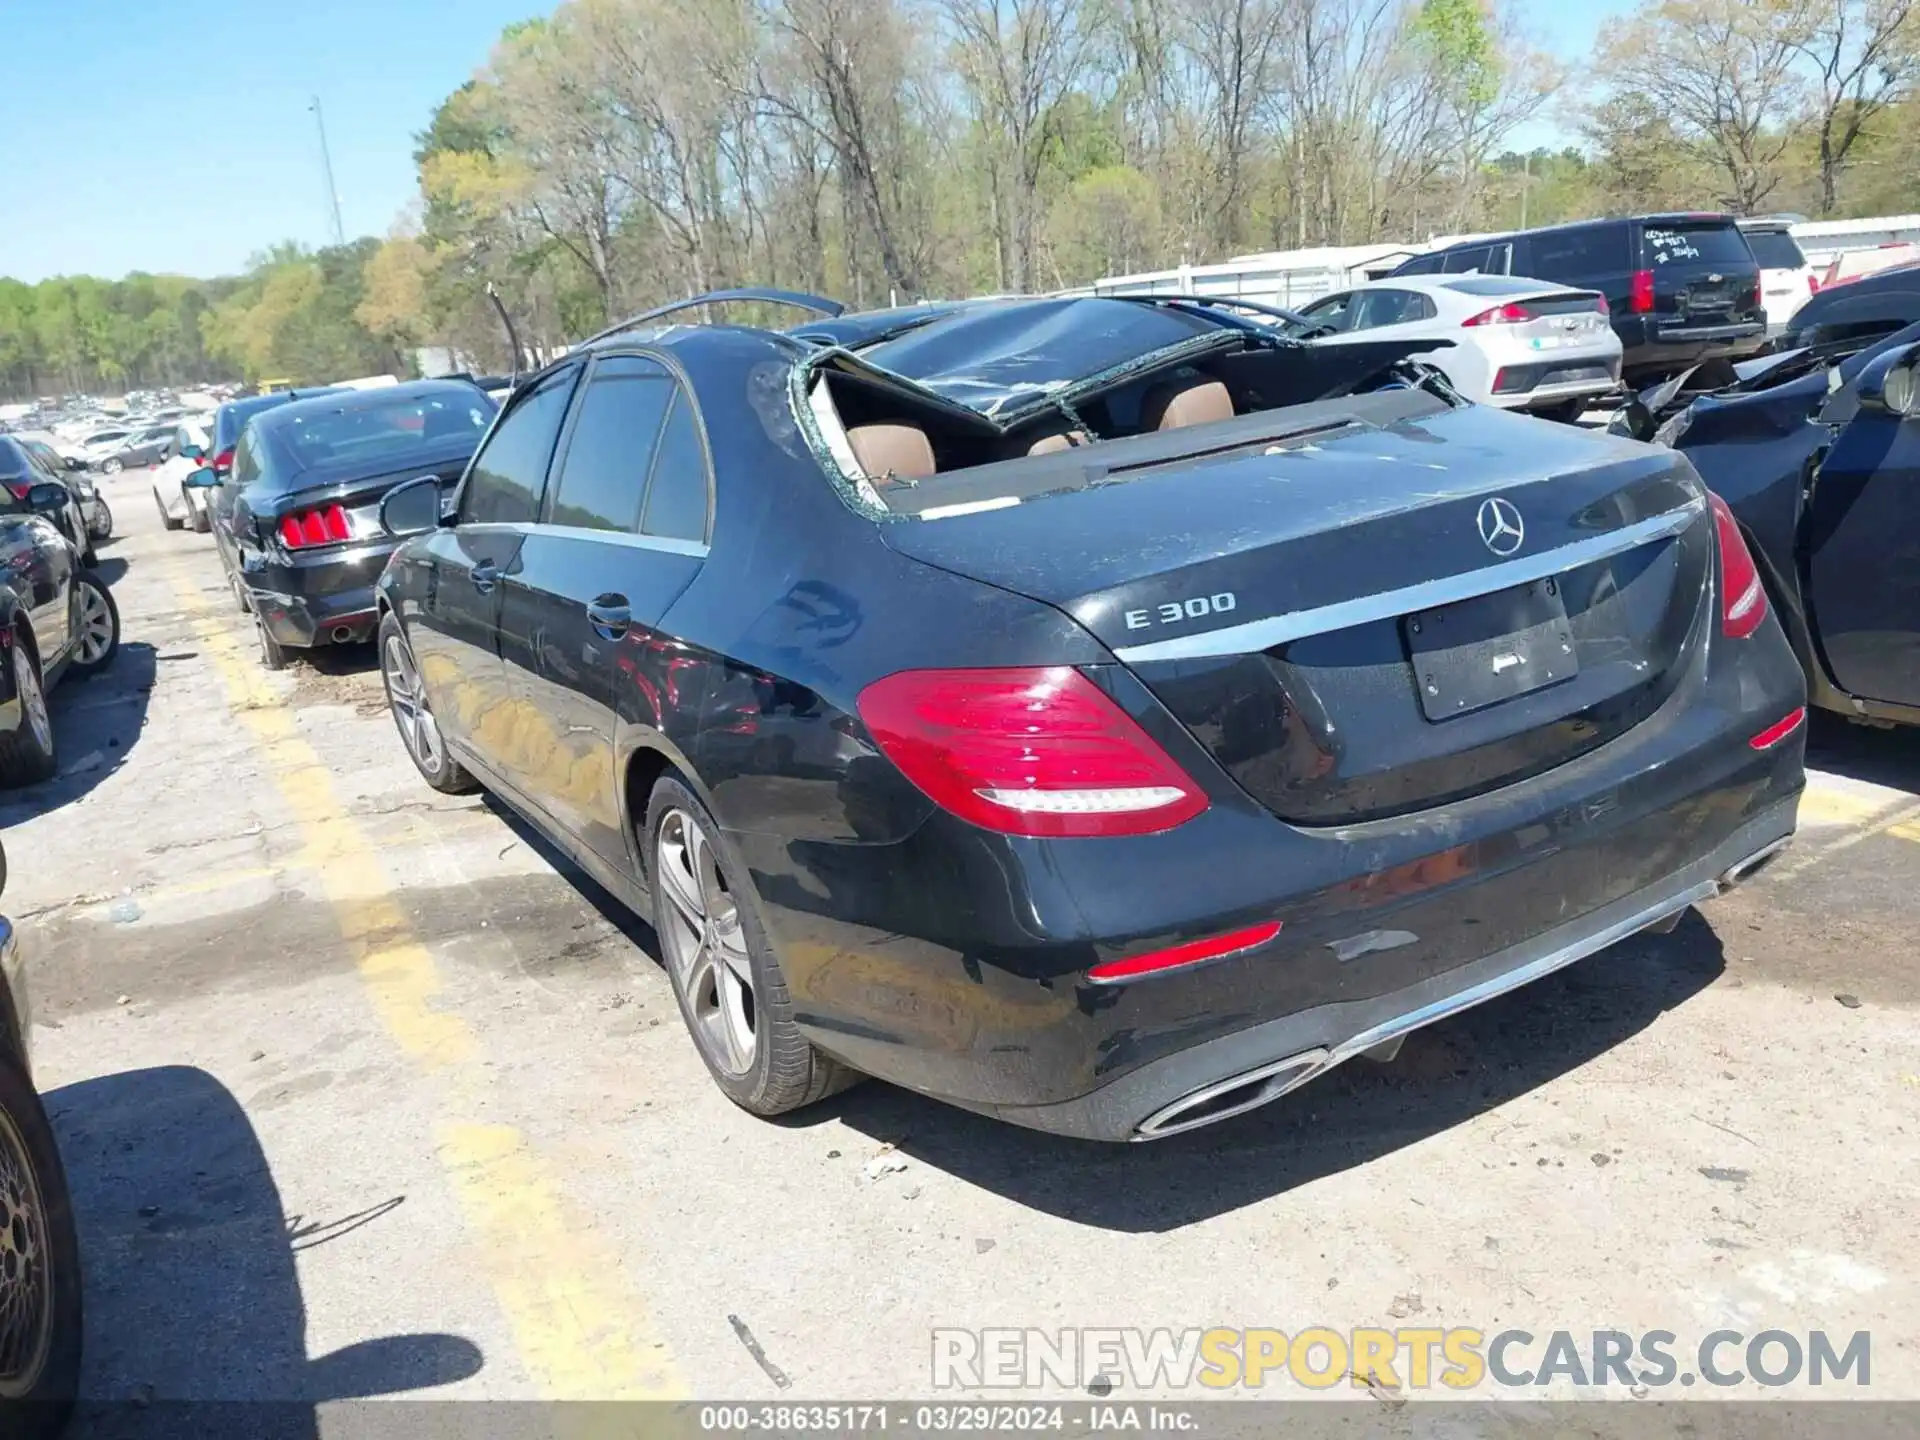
top-left (1283, 274), bottom-right (1623, 421)
top-left (150, 421), bottom-right (215, 533)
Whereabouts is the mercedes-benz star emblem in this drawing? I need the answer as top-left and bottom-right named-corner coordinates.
top-left (1477, 497), bottom-right (1525, 556)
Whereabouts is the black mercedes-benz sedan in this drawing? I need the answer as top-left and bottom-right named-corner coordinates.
top-left (202, 380), bottom-right (497, 669)
top-left (372, 290), bottom-right (1807, 1141)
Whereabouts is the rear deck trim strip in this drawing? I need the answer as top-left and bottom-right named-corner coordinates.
top-left (1112, 496), bottom-right (1704, 663)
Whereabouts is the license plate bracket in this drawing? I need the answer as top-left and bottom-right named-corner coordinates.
top-left (1406, 580), bottom-right (1578, 721)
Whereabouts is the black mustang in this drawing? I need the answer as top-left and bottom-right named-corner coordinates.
top-left (1613, 324), bottom-right (1920, 728)
top-left (372, 289), bottom-right (1806, 1141)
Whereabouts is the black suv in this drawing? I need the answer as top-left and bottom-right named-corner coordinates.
top-left (1392, 214), bottom-right (1767, 383)
top-left (207, 386), bottom-right (346, 481)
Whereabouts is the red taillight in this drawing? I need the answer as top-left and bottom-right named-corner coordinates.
top-left (1462, 302), bottom-right (1534, 327)
top-left (1088, 920), bottom-right (1283, 984)
top-left (1749, 707), bottom-right (1806, 751)
top-left (1593, 294), bottom-right (1610, 315)
top-left (1751, 275), bottom-right (1763, 306)
top-left (277, 503), bottom-right (351, 550)
top-left (3, 483), bottom-right (30, 501)
top-left (1630, 269), bottom-right (1656, 314)
top-left (856, 667), bottom-right (1209, 838)
top-left (213, 447), bottom-right (234, 474)
top-left (1709, 491), bottom-right (1767, 638)
top-left (1808, 274), bottom-right (1821, 295)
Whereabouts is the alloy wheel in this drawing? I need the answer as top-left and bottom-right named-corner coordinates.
top-left (655, 808), bottom-right (757, 1077)
top-left (12, 650), bottom-right (49, 756)
top-left (0, 1104), bottom-right (53, 1398)
top-left (74, 583), bottom-right (113, 666)
top-left (382, 633), bottom-right (444, 776)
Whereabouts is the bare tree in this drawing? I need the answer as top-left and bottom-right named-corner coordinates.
top-left (1793, 0), bottom-right (1919, 213)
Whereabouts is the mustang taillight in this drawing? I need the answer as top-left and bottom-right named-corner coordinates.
top-left (1462, 302), bottom-right (1535, 327)
top-left (213, 446), bottom-right (235, 475)
top-left (278, 504), bottom-right (351, 550)
top-left (1709, 491), bottom-right (1767, 638)
top-left (856, 667), bottom-right (1209, 838)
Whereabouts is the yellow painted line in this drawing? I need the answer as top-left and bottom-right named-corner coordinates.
top-left (1887, 820), bottom-right (1920, 844)
top-left (165, 565), bottom-right (685, 1400)
top-left (1795, 785), bottom-right (1898, 829)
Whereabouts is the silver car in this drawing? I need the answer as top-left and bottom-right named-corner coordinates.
top-left (1285, 274), bottom-right (1623, 421)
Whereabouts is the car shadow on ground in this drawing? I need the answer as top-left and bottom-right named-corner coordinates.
top-left (293, 640), bottom-right (379, 678)
top-left (1804, 711), bottom-right (1920, 797)
top-left (813, 916), bottom-right (1727, 1231)
top-left (480, 794), bottom-right (663, 955)
top-left (86, 556), bottom-right (129, 586)
top-left (0, 643), bottom-right (157, 826)
top-left (48, 1064), bottom-right (482, 1438)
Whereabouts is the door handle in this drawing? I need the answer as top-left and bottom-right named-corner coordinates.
top-left (586, 593), bottom-right (631, 639)
top-left (471, 560), bottom-right (500, 594)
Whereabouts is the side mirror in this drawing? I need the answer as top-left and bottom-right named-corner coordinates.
top-left (380, 475), bottom-right (446, 538)
top-left (64, 456), bottom-right (86, 471)
top-left (25, 482), bottom-right (67, 511)
top-left (180, 443), bottom-right (206, 461)
top-left (181, 466), bottom-right (220, 488)
top-left (1856, 341), bottom-right (1920, 418)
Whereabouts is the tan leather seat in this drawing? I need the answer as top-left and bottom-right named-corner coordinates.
top-left (1142, 379), bottom-right (1234, 431)
top-left (1026, 429), bottom-right (1089, 456)
top-left (846, 423), bottom-right (936, 487)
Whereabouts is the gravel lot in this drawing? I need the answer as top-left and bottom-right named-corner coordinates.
top-left (7, 469), bottom-right (1918, 1424)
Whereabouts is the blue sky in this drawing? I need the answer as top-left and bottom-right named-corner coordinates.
top-left (0, 0), bottom-right (1628, 284)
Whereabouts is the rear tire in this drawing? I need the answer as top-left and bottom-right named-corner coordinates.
top-left (154, 491), bottom-right (183, 531)
top-left (255, 615), bottom-right (291, 672)
top-left (87, 501), bottom-right (111, 542)
top-left (0, 643), bottom-right (57, 789)
top-left (0, 1052), bottom-right (85, 1439)
top-left (100, 458), bottom-right (121, 475)
top-left (378, 614), bottom-right (478, 793)
top-left (66, 573), bottom-right (119, 678)
top-left (646, 777), bottom-right (860, 1117)
top-left (188, 494), bottom-right (210, 534)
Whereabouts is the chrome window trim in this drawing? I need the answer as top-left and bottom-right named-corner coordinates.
top-left (520, 522), bottom-right (709, 559)
top-left (1112, 497), bottom-right (1703, 663)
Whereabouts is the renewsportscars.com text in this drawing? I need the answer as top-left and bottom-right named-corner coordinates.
top-left (931, 1326), bottom-right (1872, 1392)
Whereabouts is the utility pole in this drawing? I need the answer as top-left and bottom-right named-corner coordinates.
top-left (1520, 151), bottom-right (1532, 231)
top-left (310, 96), bottom-right (346, 248)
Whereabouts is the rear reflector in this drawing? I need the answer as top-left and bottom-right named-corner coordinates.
top-left (1088, 921), bottom-right (1283, 983)
top-left (1749, 707), bottom-right (1806, 751)
top-left (1630, 269), bottom-right (1656, 314)
top-left (1708, 491), bottom-right (1767, 638)
top-left (277, 503), bottom-right (352, 550)
top-left (1462, 302), bottom-right (1534, 327)
top-left (857, 667), bottom-right (1209, 838)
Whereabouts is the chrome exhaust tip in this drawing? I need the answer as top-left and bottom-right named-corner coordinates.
top-left (330, 625), bottom-right (357, 644)
top-left (1133, 1049), bottom-right (1330, 1141)
top-left (1719, 836), bottom-right (1792, 892)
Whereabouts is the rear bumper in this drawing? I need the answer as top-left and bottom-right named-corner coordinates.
top-left (244, 541), bottom-right (395, 648)
top-left (1003, 804), bottom-right (1793, 1140)
top-left (733, 610), bottom-right (1808, 1141)
top-left (1619, 319), bottom-right (1768, 376)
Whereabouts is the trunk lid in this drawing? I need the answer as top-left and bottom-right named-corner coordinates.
top-left (882, 403), bottom-right (1713, 824)
top-left (1636, 220), bottom-right (1763, 330)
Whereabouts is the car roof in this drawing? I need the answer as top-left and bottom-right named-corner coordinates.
top-left (1429, 212), bottom-right (1741, 248)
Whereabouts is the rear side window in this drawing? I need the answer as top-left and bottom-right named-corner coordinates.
top-left (1354, 289), bottom-right (1436, 327)
top-left (1745, 230), bottom-right (1807, 269)
top-left (547, 357), bottom-right (674, 532)
top-left (1442, 245), bottom-right (1507, 275)
top-left (1529, 226), bottom-right (1631, 277)
top-left (232, 431), bottom-right (264, 487)
top-left (0, 438), bottom-right (29, 483)
top-left (1640, 223), bottom-right (1754, 268)
top-left (1394, 253), bottom-right (1445, 276)
top-left (641, 391), bottom-right (710, 544)
top-left (459, 366), bottom-right (580, 526)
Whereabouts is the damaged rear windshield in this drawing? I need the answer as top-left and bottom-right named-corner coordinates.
top-left (858, 297), bottom-right (1225, 416)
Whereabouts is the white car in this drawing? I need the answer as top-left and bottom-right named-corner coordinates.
top-left (1283, 274), bottom-right (1622, 420)
top-left (150, 422), bottom-right (215, 533)
top-left (1738, 218), bottom-right (1817, 334)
